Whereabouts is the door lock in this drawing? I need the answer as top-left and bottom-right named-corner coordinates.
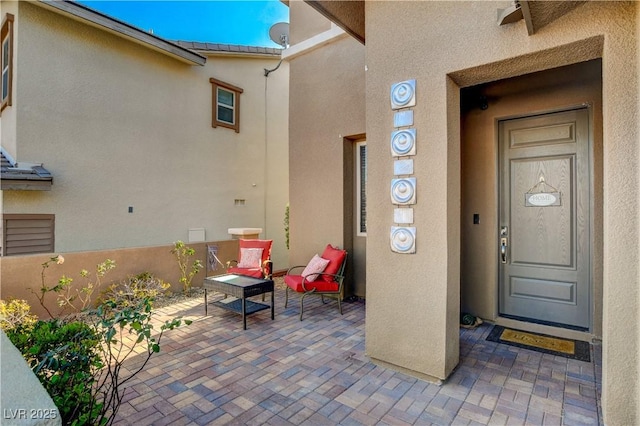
top-left (500, 237), bottom-right (508, 263)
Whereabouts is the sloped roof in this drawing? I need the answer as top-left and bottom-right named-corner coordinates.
top-left (1, 150), bottom-right (53, 190)
top-left (35, 0), bottom-right (207, 66)
top-left (175, 41), bottom-right (282, 57)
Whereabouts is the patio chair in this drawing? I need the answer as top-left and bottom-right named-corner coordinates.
top-left (284, 244), bottom-right (347, 320)
top-left (226, 239), bottom-right (273, 280)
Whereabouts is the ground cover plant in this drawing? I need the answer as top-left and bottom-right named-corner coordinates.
top-left (1, 256), bottom-right (191, 426)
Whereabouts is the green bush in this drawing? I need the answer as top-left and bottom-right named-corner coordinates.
top-left (7, 319), bottom-right (103, 425)
top-left (171, 241), bottom-right (203, 294)
top-left (3, 257), bottom-right (191, 426)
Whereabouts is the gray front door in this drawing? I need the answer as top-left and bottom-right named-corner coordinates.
top-left (499, 108), bottom-right (590, 329)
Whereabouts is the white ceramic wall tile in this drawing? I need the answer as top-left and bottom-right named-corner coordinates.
top-left (390, 128), bottom-right (416, 157)
top-left (394, 159), bottom-right (414, 175)
top-left (390, 226), bottom-right (416, 253)
top-left (394, 208), bottom-right (414, 224)
top-left (390, 79), bottom-right (416, 110)
top-left (390, 80), bottom-right (417, 254)
top-left (393, 110), bottom-right (414, 128)
top-left (391, 177), bottom-right (417, 205)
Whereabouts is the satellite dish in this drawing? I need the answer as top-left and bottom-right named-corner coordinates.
top-left (269, 22), bottom-right (290, 48)
top-left (497, 1), bottom-right (523, 25)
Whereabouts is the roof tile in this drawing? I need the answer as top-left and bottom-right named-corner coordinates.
top-left (175, 40), bottom-right (281, 56)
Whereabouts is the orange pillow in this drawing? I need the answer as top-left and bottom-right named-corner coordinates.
top-left (320, 244), bottom-right (346, 282)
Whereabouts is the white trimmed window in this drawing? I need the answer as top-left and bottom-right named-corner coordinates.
top-left (356, 141), bottom-right (367, 236)
top-left (209, 77), bottom-right (243, 133)
top-left (1, 13), bottom-right (14, 114)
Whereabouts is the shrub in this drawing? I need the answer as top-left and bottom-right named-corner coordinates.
top-left (0, 299), bottom-right (38, 332)
top-left (4, 257), bottom-right (191, 426)
top-left (7, 319), bottom-right (102, 424)
top-left (33, 257), bottom-right (116, 318)
top-left (171, 241), bottom-right (203, 294)
top-left (98, 272), bottom-right (170, 308)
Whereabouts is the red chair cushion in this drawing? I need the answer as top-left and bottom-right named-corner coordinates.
top-left (239, 239), bottom-right (272, 263)
top-left (229, 239), bottom-right (273, 277)
top-left (227, 267), bottom-right (263, 278)
top-left (284, 275), bottom-right (339, 293)
top-left (320, 244), bottom-right (346, 282)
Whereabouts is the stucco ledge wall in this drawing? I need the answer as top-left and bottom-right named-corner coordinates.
top-left (0, 331), bottom-right (62, 426)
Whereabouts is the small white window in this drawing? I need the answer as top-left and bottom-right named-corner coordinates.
top-left (1, 13), bottom-right (14, 114)
top-left (356, 141), bottom-right (367, 236)
top-left (217, 87), bottom-right (235, 125)
top-left (210, 77), bottom-right (243, 133)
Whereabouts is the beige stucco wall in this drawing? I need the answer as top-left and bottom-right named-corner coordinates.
top-left (0, 0), bottom-right (18, 155)
top-left (1, 331), bottom-right (61, 426)
top-left (289, 0), bottom-right (332, 45)
top-left (1, 2), bottom-right (289, 270)
top-left (363, 0), bottom-right (638, 422)
top-left (287, 2), bottom-right (365, 269)
top-left (637, 7), bottom-right (640, 426)
top-left (0, 239), bottom-right (239, 319)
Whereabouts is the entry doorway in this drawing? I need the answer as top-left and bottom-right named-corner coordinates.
top-left (460, 59), bottom-right (602, 336)
top-left (498, 109), bottom-right (591, 330)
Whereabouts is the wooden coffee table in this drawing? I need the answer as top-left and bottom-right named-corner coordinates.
top-left (203, 274), bottom-right (274, 330)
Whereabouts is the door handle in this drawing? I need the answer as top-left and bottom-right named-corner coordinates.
top-left (500, 237), bottom-right (508, 263)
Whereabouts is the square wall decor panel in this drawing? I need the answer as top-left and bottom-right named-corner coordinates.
top-left (390, 226), bottom-right (416, 254)
top-left (394, 208), bottom-right (414, 224)
top-left (391, 177), bottom-right (417, 205)
top-left (391, 128), bottom-right (416, 157)
top-left (390, 79), bottom-right (416, 110)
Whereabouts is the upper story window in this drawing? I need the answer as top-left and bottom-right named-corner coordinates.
top-left (209, 77), bottom-right (243, 133)
top-left (1, 13), bottom-right (14, 114)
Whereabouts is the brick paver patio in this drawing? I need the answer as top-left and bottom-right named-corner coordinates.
top-left (113, 281), bottom-right (602, 425)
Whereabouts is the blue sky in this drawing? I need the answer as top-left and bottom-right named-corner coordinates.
top-left (77, 1), bottom-right (289, 47)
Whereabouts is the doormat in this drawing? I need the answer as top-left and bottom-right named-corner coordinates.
top-left (486, 325), bottom-right (590, 362)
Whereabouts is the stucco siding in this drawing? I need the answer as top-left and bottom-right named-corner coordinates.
top-left (289, 0), bottom-right (332, 45)
top-left (287, 33), bottom-right (365, 268)
top-left (0, 0), bottom-right (18, 156)
top-left (2, 2), bottom-right (289, 270)
top-left (362, 0), bottom-right (638, 420)
top-left (0, 239), bottom-right (239, 319)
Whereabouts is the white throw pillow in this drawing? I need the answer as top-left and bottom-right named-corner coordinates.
top-left (301, 254), bottom-right (330, 282)
top-left (237, 248), bottom-right (263, 268)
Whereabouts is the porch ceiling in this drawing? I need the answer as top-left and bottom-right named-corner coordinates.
top-left (303, 0), bottom-right (586, 44)
top-left (304, 0), bottom-right (365, 44)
